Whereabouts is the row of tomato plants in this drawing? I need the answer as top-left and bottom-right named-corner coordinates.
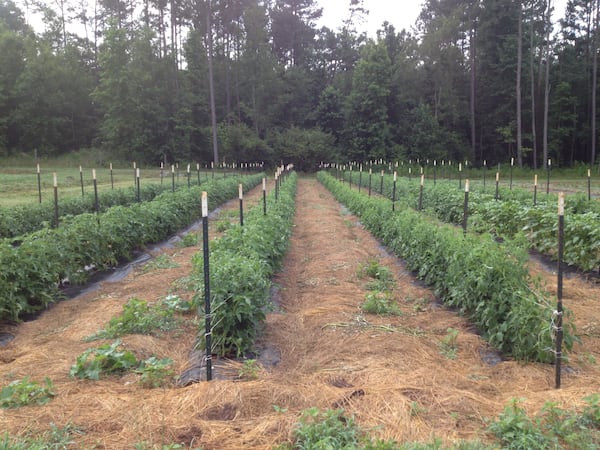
top-left (192, 172), bottom-right (297, 357)
top-left (319, 171), bottom-right (575, 363)
top-left (342, 171), bottom-right (600, 273)
top-left (355, 164), bottom-right (600, 213)
top-left (0, 174), bottom-right (263, 322)
top-left (1, 183), bottom-right (190, 239)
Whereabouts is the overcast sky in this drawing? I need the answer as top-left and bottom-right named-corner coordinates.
top-left (317, 0), bottom-right (569, 38)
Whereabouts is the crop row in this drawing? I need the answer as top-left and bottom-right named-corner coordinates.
top-left (192, 171), bottom-right (297, 357)
top-left (319, 171), bottom-right (575, 363)
top-left (0, 174), bottom-right (263, 322)
top-left (1, 181), bottom-right (207, 239)
top-left (342, 171), bottom-right (600, 273)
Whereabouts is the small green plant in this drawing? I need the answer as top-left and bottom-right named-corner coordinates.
top-left (87, 298), bottom-right (177, 340)
top-left (215, 220), bottom-right (231, 233)
top-left (488, 399), bottom-right (553, 450)
top-left (140, 254), bottom-right (179, 273)
top-left (359, 259), bottom-right (394, 287)
top-left (439, 328), bottom-right (459, 359)
top-left (70, 340), bottom-right (138, 380)
top-left (238, 359), bottom-right (260, 380)
top-left (293, 408), bottom-right (361, 448)
top-left (405, 296), bottom-right (430, 313)
top-left (175, 232), bottom-right (199, 248)
top-left (162, 294), bottom-right (194, 313)
top-left (136, 357), bottom-right (174, 388)
top-left (0, 377), bottom-right (55, 408)
top-left (361, 291), bottom-right (402, 316)
top-left (0, 423), bottom-right (80, 448)
top-left (409, 401), bottom-right (426, 418)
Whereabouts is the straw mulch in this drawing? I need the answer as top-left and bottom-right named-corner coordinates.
top-left (1, 178), bottom-right (599, 449)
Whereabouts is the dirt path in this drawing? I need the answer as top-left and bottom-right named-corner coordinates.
top-left (1, 177), bottom-right (600, 449)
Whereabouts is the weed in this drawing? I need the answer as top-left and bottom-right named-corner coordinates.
top-left (361, 291), bottom-right (402, 316)
top-left (439, 328), bottom-right (459, 359)
top-left (0, 423), bottom-right (80, 449)
top-left (140, 254), bottom-right (179, 274)
top-left (293, 408), bottom-right (361, 448)
top-left (136, 357), bottom-right (174, 388)
top-left (214, 220), bottom-right (231, 233)
top-left (162, 294), bottom-right (194, 313)
top-left (238, 359), bottom-right (260, 380)
top-left (488, 399), bottom-right (554, 450)
top-left (405, 296), bottom-right (430, 312)
top-left (87, 298), bottom-right (177, 340)
top-left (0, 377), bottom-right (55, 408)
top-left (409, 401), bottom-right (426, 418)
top-left (358, 259), bottom-right (394, 285)
top-left (175, 233), bottom-right (198, 248)
top-left (70, 340), bottom-right (138, 380)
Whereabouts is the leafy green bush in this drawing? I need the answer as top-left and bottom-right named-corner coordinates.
top-left (0, 183), bottom-right (168, 239)
top-left (348, 171), bottom-right (600, 273)
top-left (193, 172), bottom-right (297, 357)
top-left (319, 171), bottom-right (572, 362)
top-left (70, 340), bottom-right (138, 380)
top-left (0, 173), bottom-right (263, 322)
top-left (71, 340), bottom-right (174, 387)
top-left (0, 377), bottom-right (55, 408)
top-left (362, 291), bottom-right (401, 316)
top-left (136, 357), bottom-right (174, 388)
top-left (87, 298), bottom-right (177, 340)
top-left (488, 397), bottom-right (600, 449)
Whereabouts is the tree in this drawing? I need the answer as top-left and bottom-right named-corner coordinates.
top-left (271, 0), bottom-right (322, 67)
top-left (344, 40), bottom-right (392, 161)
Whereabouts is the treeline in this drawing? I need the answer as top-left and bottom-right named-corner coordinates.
top-left (0, 0), bottom-right (598, 169)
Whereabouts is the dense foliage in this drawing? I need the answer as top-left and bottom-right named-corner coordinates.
top-left (0, 183), bottom-right (168, 238)
top-left (1, 0), bottom-right (598, 168)
top-left (318, 171), bottom-right (575, 363)
top-left (345, 169), bottom-right (600, 272)
top-left (192, 171), bottom-right (296, 357)
top-left (0, 174), bottom-right (262, 322)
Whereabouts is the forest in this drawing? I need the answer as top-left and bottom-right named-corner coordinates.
top-left (0, 0), bottom-right (598, 170)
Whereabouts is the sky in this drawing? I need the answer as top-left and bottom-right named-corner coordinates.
top-left (316, 0), bottom-right (570, 39)
top-left (316, 0), bottom-right (424, 37)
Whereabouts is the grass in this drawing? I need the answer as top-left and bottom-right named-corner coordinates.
top-left (0, 151), bottom-right (226, 207)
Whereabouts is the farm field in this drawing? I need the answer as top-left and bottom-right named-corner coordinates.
top-left (0, 165), bottom-right (230, 206)
top-left (1, 176), bottom-right (600, 448)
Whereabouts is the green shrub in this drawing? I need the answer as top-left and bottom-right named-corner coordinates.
top-left (70, 340), bottom-right (138, 380)
top-left (193, 172), bottom-right (296, 357)
top-left (0, 377), bottom-right (55, 408)
top-left (0, 173), bottom-right (263, 322)
top-left (87, 298), bottom-right (177, 341)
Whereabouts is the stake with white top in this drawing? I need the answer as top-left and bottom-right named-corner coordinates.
top-left (201, 191), bottom-right (212, 382)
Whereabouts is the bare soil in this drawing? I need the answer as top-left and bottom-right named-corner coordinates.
top-left (1, 177), bottom-right (599, 449)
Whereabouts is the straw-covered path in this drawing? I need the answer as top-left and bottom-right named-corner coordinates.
top-left (1, 176), bottom-right (600, 449)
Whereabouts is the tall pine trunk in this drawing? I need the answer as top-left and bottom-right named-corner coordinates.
top-left (517, 2), bottom-right (523, 166)
top-left (470, 22), bottom-right (476, 161)
top-left (530, 15), bottom-right (538, 170)
top-left (592, 0), bottom-right (599, 166)
top-left (207, 1), bottom-right (219, 164)
top-left (543, 0), bottom-right (552, 168)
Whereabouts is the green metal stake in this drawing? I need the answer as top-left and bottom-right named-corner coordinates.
top-left (201, 191), bottom-right (212, 382)
top-left (52, 173), bottom-right (59, 228)
top-left (79, 166), bottom-right (85, 197)
top-left (555, 193), bottom-right (565, 389)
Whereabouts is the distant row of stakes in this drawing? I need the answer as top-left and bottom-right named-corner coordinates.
top-left (323, 157), bottom-right (597, 202)
top-left (30, 161), bottom-right (265, 228)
